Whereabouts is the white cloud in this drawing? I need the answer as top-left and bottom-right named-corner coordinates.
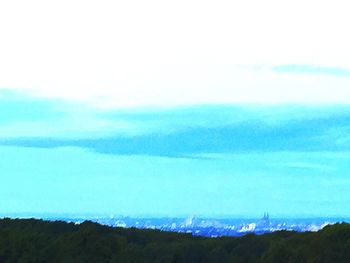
top-left (0, 0), bottom-right (350, 108)
top-left (0, 118), bottom-right (133, 138)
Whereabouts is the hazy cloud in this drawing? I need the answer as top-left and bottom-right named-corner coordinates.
top-left (272, 65), bottom-right (350, 77)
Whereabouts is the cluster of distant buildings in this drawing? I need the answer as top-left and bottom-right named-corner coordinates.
top-left (58, 212), bottom-right (337, 237)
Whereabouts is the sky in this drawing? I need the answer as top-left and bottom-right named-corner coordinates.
top-left (1, 0), bottom-right (350, 218)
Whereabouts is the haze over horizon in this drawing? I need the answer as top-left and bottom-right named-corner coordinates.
top-left (1, 0), bottom-right (350, 218)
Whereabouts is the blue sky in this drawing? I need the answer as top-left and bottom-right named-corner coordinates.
top-left (2, 90), bottom-right (350, 217)
top-left (1, 0), bottom-right (350, 218)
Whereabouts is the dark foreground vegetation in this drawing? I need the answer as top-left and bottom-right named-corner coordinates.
top-left (1, 218), bottom-right (350, 262)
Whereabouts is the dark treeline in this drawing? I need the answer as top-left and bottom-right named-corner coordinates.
top-left (1, 218), bottom-right (350, 262)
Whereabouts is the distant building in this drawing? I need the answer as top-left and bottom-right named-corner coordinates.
top-left (260, 212), bottom-right (270, 228)
top-left (262, 212), bottom-right (269, 221)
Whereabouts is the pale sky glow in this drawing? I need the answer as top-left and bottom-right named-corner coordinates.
top-left (1, 0), bottom-right (350, 108)
top-left (2, 1), bottom-right (350, 218)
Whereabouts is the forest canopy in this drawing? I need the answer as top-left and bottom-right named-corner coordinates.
top-left (1, 218), bottom-right (350, 263)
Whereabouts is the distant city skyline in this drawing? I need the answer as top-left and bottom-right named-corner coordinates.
top-left (1, 0), bottom-right (350, 218)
